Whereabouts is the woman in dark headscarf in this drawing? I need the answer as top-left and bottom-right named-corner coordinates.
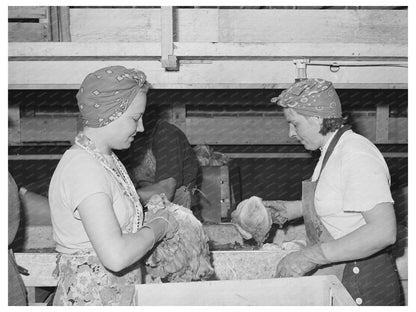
top-left (49, 66), bottom-right (178, 306)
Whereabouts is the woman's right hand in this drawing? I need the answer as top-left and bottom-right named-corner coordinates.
top-left (145, 209), bottom-right (179, 241)
top-left (263, 200), bottom-right (303, 225)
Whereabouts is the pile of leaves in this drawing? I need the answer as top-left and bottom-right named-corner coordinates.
top-left (193, 144), bottom-right (230, 166)
top-left (145, 194), bottom-right (214, 282)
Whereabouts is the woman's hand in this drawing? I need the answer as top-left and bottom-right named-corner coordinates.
top-left (78, 193), bottom-right (156, 272)
top-left (275, 244), bottom-right (329, 278)
top-left (145, 208), bottom-right (179, 241)
top-left (263, 200), bottom-right (303, 225)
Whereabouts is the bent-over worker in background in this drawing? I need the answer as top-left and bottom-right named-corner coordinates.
top-left (49, 66), bottom-right (178, 306)
top-left (268, 78), bottom-right (400, 306)
top-left (132, 105), bottom-right (199, 211)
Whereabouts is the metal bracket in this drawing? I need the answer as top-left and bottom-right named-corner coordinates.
top-left (161, 55), bottom-right (179, 71)
top-left (293, 58), bottom-right (310, 80)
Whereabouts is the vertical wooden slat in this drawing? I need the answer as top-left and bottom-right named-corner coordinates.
top-left (8, 103), bottom-right (21, 144)
top-left (160, 6), bottom-right (178, 70)
top-left (48, 6), bottom-right (71, 42)
top-left (59, 7), bottom-right (71, 42)
top-left (27, 287), bottom-right (36, 305)
top-left (376, 104), bottom-right (390, 143)
top-left (8, 6), bottom-right (48, 19)
top-left (48, 7), bottom-right (59, 42)
top-left (220, 165), bottom-right (231, 218)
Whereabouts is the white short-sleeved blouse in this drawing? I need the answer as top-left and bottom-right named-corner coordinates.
top-left (311, 130), bottom-right (394, 239)
top-left (49, 148), bottom-right (136, 254)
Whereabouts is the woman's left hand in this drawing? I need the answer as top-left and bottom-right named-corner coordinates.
top-left (275, 244), bottom-right (330, 278)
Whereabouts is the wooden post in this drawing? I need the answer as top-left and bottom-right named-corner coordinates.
top-left (49, 7), bottom-right (71, 42)
top-left (59, 7), bottom-right (71, 42)
top-left (161, 6), bottom-right (179, 71)
top-left (48, 7), bottom-right (59, 41)
top-left (376, 104), bottom-right (390, 143)
top-left (8, 103), bottom-right (21, 145)
top-left (220, 165), bottom-right (231, 218)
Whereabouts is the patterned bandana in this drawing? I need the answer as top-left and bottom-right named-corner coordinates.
top-left (76, 66), bottom-right (147, 128)
top-left (271, 78), bottom-right (342, 118)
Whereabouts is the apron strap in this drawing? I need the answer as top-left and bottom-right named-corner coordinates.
top-left (316, 125), bottom-right (351, 181)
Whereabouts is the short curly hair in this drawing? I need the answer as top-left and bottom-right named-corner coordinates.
top-left (319, 117), bottom-right (348, 135)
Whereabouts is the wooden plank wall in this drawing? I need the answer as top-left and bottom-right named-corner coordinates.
top-left (9, 8), bottom-right (407, 88)
top-left (8, 6), bottom-right (49, 42)
top-left (8, 60), bottom-right (408, 89)
top-left (68, 8), bottom-right (407, 44)
top-left (217, 9), bottom-right (407, 43)
top-left (11, 113), bottom-right (407, 145)
top-left (8, 7), bottom-right (408, 146)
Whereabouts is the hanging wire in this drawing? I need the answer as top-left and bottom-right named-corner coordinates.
top-left (308, 62), bottom-right (408, 73)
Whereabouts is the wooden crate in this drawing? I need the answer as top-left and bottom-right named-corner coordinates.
top-left (134, 275), bottom-right (356, 306)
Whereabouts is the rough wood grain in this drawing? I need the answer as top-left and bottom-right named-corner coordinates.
top-left (8, 6), bottom-right (48, 19)
top-left (8, 60), bottom-right (408, 89)
top-left (9, 42), bottom-right (407, 59)
top-left (218, 9), bottom-right (407, 44)
top-left (8, 23), bottom-right (49, 42)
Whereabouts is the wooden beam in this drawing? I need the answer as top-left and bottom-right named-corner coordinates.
top-left (20, 116), bottom-right (78, 143)
top-left (185, 115), bottom-right (407, 145)
top-left (218, 9), bottom-right (407, 44)
top-left (59, 7), bottom-right (71, 42)
top-left (160, 6), bottom-right (178, 70)
top-left (48, 7), bottom-right (59, 42)
top-left (8, 23), bottom-right (49, 42)
top-left (9, 42), bottom-right (161, 58)
top-left (9, 42), bottom-right (407, 59)
top-left (8, 6), bottom-right (48, 19)
top-left (175, 43), bottom-right (407, 59)
top-left (225, 152), bottom-right (408, 158)
top-left (186, 116), bottom-right (293, 145)
top-left (67, 8), bottom-right (407, 45)
top-left (8, 102), bottom-right (21, 145)
top-left (8, 155), bottom-right (62, 160)
top-left (8, 60), bottom-right (408, 89)
top-left (69, 8), bottom-right (162, 42)
top-left (7, 152), bottom-right (408, 160)
top-left (49, 7), bottom-right (71, 42)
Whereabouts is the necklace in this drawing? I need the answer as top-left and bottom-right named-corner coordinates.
top-left (74, 132), bottom-right (143, 232)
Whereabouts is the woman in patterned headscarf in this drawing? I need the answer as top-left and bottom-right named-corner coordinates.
top-left (267, 78), bottom-right (400, 306)
top-left (49, 66), bottom-right (179, 306)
